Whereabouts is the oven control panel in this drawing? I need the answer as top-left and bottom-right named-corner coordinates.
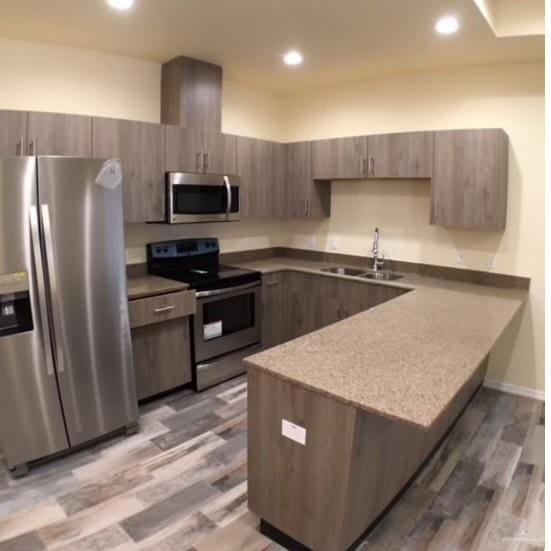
top-left (148, 238), bottom-right (219, 259)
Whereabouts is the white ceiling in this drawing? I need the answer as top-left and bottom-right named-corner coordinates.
top-left (0, 0), bottom-right (543, 92)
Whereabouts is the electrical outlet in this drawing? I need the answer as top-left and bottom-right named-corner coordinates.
top-left (329, 236), bottom-right (339, 251)
top-left (456, 251), bottom-right (465, 266)
top-left (308, 235), bottom-right (317, 248)
top-left (488, 256), bottom-right (496, 270)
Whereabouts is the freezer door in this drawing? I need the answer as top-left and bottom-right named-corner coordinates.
top-left (0, 157), bottom-right (69, 468)
top-left (37, 157), bottom-right (137, 446)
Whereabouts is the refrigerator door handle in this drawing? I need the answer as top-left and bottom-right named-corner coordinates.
top-left (29, 206), bottom-right (55, 377)
top-left (40, 204), bottom-right (65, 374)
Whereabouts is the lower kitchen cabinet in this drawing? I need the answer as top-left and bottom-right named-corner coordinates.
top-left (128, 290), bottom-right (196, 400)
top-left (262, 270), bottom-right (409, 347)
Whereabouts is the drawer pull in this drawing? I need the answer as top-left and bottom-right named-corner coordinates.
top-left (154, 305), bottom-right (175, 314)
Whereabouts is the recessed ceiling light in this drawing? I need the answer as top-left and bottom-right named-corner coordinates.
top-left (435, 15), bottom-right (459, 34)
top-left (106, 0), bottom-right (134, 10)
top-left (283, 51), bottom-right (303, 66)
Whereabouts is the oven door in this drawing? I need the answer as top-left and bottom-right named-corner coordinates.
top-left (167, 172), bottom-right (240, 224)
top-left (193, 282), bottom-right (261, 363)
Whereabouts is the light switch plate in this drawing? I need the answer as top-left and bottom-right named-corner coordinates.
top-left (281, 419), bottom-right (306, 445)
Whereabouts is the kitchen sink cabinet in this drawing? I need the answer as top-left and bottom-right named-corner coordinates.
top-left (128, 290), bottom-right (196, 401)
top-left (165, 124), bottom-right (237, 176)
top-left (312, 136), bottom-right (367, 180)
top-left (431, 129), bottom-right (509, 231)
top-left (237, 136), bottom-right (284, 218)
top-left (366, 132), bottom-right (434, 179)
top-left (27, 112), bottom-right (92, 156)
top-left (0, 110), bottom-right (27, 156)
top-left (92, 117), bottom-right (165, 223)
top-left (285, 141), bottom-right (330, 218)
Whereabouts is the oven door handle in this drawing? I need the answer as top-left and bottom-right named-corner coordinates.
top-left (196, 281), bottom-right (260, 298)
top-left (223, 176), bottom-right (232, 218)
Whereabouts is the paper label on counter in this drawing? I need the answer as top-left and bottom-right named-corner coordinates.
top-left (204, 321), bottom-right (223, 340)
top-left (282, 419), bottom-right (306, 446)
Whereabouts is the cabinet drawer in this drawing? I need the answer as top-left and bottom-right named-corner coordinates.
top-left (129, 290), bottom-right (196, 329)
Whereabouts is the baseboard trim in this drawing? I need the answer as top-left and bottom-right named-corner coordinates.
top-left (483, 379), bottom-right (544, 401)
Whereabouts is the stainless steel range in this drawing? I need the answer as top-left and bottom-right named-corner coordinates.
top-left (147, 238), bottom-right (261, 390)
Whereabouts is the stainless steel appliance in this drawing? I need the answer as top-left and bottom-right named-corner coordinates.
top-left (148, 238), bottom-right (261, 390)
top-left (166, 172), bottom-right (241, 224)
top-left (0, 156), bottom-right (138, 476)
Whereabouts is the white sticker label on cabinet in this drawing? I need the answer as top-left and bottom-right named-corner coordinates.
top-left (281, 419), bottom-right (306, 446)
top-left (204, 321), bottom-right (223, 340)
top-left (95, 159), bottom-right (122, 189)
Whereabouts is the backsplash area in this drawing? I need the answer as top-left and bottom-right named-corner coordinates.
top-left (124, 220), bottom-right (285, 265)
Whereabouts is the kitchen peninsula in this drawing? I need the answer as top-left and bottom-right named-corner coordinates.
top-left (242, 257), bottom-right (528, 551)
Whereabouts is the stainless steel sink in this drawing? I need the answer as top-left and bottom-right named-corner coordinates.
top-left (321, 266), bottom-right (367, 276)
top-left (359, 271), bottom-right (404, 281)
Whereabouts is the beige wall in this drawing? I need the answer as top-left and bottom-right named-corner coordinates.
top-left (0, 38), bottom-right (543, 393)
top-left (281, 62), bottom-right (544, 393)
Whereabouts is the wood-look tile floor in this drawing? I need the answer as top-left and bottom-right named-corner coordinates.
top-left (0, 377), bottom-right (544, 550)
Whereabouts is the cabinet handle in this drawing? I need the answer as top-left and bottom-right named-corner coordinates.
top-left (204, 152), bottom-right (210, 171)
top-left (369, 157), bottom-right (375, 177)
top-left (196, 152), bottom-right (203, 173)
top-left (265, 281), bottom-right (280, 287)
top-left (29, 140), bottom-right (36, 155)
top-left (16, 137), bottom-right (25, 156)
top-left (154, 305), bottom-right (175, 314)
top-left (434, 200), bottom-right (439, 220)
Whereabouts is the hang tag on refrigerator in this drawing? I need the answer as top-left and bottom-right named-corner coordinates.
top-left (204, 321), bottom-right (223, 340)
top-left (95, 159), bottom-right (122, 189)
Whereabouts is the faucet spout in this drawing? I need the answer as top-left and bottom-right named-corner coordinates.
top-left (371, 227), bottom-right (384, 272)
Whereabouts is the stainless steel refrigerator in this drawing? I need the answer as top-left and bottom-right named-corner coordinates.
top-left (0, 156), bottom-right (138, 476)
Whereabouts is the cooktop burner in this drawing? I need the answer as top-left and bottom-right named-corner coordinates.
top-left (147, 238), bottom-right (261, 292)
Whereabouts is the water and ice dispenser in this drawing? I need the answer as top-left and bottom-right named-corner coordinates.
top-left (0, 272), bottom-right (33, 338)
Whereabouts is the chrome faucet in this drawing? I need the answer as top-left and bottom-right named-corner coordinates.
top-left (371, 227), bottom-right (384, 272)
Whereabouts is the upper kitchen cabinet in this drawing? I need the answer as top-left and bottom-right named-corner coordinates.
top-left (312, 136), bottom-right (367, 180)
top-left (92, 117), bottom-right (165, 223)
top-left (366, 132), bottom-right (433, 179)
top-left (27, 112), bottom-right (92, 156)
top-left (161, 56), bottom-right (222, 132)
top-left (237, 136), bottom-right (284, 218)
top-left (431, 129), bottom-right (509, 231)
top-left (165, 125), bottom-right (237, 176)
top-left (0, 110), bottom-right (27, 156)
top-left (285, 141), bottom-right (330, 218)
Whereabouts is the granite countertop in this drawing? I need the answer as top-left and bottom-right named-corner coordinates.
top-left (127, 275), bottom-right (189, 300)
top-left (235, 257), bottom-right (528, 430)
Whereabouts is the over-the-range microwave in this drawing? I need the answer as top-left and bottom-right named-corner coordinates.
top-left (166, 172), bottom-right (241, 224)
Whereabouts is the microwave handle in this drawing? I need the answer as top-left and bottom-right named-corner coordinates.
top-left (223, 176), bottom-right (232, 218)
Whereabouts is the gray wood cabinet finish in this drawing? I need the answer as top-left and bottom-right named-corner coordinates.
top-left (431, 129), bottom-right (509, 231)
top-left (161, 56), bottom-right (222, 132)
top-left (312, 136), bottom-right (367, 180)
top-left (27, 112), bottom-right (92, 156)
top-left (92, 117), bottom-right (165, 223)
top-left (0, 110), bottom-right (27, 156)
top-left (261, 273), bottom-right (286, 349)
top-left (165, 125), bottom-right (236, 175)
top-left (285, 141), bottom-right (330, 218)
top-left (237, 136), bottom-right (284, 218)
top-left (130, 317), bottom-right (192, 401)
top-left (367, 132), bottom-right (434, 179)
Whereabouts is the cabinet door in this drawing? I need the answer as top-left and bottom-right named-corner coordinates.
top-left (131, 317), bottom-right (192, 401)
top-left (367, 132), bottom-right (433, 179)
top-left (262, 273), bottom-right (285, 349)
top-left (237, 136), bottom-right (283, 218)
top-left (165, 124), bottom-right (204, 173)
top-left (203, 131), bottom-right (237, 175)
top-left (0, 110), bottom-right (27, 156)
top-left (93, 118), bottom-right (165, 223)
top-left (312, 136), bottom-right (367, 179)
top-left (432, 129), bottom-right (508, 231)
top-left (27, 112), bottom-right (92, 156)
top-left (285, 141), bottom-right (331, 218)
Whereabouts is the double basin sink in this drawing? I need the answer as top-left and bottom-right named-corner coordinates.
top-left (321, 266), bottom-right (403, 281)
